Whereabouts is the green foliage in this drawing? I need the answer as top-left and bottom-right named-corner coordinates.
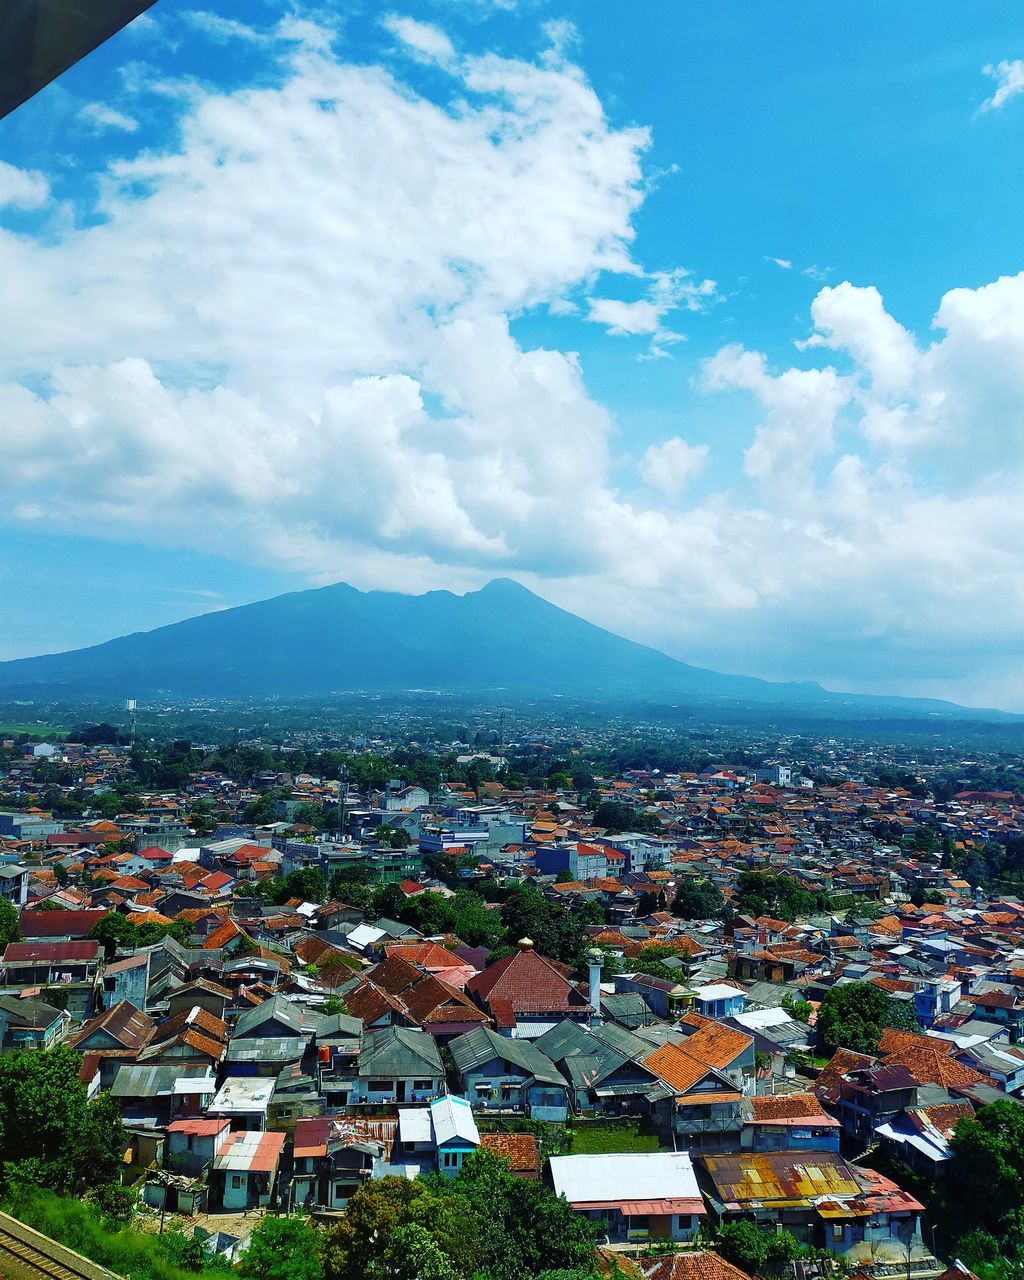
top-left (90, 913), bottom-right (192, 958)
top-left (816, 981), bottom-right (919, 1056)
top-left (591, 801), bottom-right (660, 835)
top-left (735, 871), bottom-right (827, 921)
top-left (500, 885), bottom-right (591, 964)
top-left (401, 889), bottom-right (505, 950)
top-left (671, 878), bottom-right (726, 920)
top-left (239, 1215), bottom-right (324, 1280)
top-left (715, 1221), bottom-right (800, 1276)
top-left (931, 1100), bottom-right (1024, 1264)
top-left (4, 1189), bottom-right (233, 1280)
top-left (781, 993), bottom-right (813, 1023)
top-left (377, 824), bottom-right (413, 849)
top-left (322, 1153), bottom-right (597, 1280)
top-left (0, 1047), bottom-right (126, 1195)
top-left (0, 897), bottom-right (20, 946)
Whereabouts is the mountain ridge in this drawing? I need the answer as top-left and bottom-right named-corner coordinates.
top-left (0, 577), bottom-right (1014, 719)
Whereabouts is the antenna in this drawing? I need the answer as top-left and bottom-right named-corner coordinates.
top-left (126, 698), bottom-right (137, 748)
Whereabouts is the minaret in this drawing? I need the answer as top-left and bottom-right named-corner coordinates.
top-left (586, 946), bottom-right (603, 1026)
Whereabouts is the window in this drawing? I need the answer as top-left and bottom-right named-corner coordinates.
top-left (231, 1175), bottom-right (243, 1189)
top-left (413, 1079), bottom-right (432, 1090)
top-left (442, 1151), bottom-right (456, 1168)
top-left (832, 1225), bottom-right (844, 1242)
top-left (368, 1079), bottom-right (392, 1092)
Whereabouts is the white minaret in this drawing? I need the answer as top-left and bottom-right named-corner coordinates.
top-left (587, 947), bottom-right (603, 1026)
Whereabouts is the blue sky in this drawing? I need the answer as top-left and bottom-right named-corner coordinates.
top-left (1, 1), bottom-right (1023, 706)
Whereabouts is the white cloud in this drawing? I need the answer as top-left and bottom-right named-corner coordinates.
top-left (979, 59), bottom-right (1024, 114)
top-left (765, 255), bottom-right (792, 269)
top-left (180, 11), bottom-right (268, 43)
top-left (0, 161), bottom-right (50, 210)
top-left (589, 269), bottom-right (716, 355)
top-left (383, 15), bottom-right (457, 64)
top-left (639, 438), bottom-right (709, 496)
top-left (78, 103), bottom-right (140, 133)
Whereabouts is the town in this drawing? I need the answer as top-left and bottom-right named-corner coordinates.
top-left (0, 707), bottom-right (1021, 1280)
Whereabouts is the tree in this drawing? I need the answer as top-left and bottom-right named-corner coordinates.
top-left (0, 897), bottom-right (20, 946)
top-left (671, 879), bottom-right (725, 920)
top-left (816, 982), bottom-right (918, 1056)
top-left (322, 1176), bottom-right (478, 1280)
top-left (716, 1221), bottom-right (799, 1276)
top-left (90, 913), bottom-right (139, 959)
top-left (240, 1216), bottom-right (324, 1280)
top-left (936, 1100), bottom-right (1024, 1256)
top-left (735, 871), bottom-right (826, 921)
top-left (382, 1224), bottom-right (459, 1280)
top-left (592, 801), bottom-right (660, 835)
top-left (781, 993), bottom-right (813, 1024)
top-left (0, 1046), bottom-right (126, 1195)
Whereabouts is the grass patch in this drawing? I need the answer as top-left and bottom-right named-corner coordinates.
top-left (570, 1122), bottom-right (662, 1155)
top-left (4, 1188), bottom-right (234, 1280)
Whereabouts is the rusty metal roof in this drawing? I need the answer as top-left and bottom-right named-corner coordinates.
top-left (700, 1152), bottom-right (860, 1208)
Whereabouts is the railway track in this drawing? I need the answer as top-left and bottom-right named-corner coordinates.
top-left (0, 1211), bottom-right (123, 1280)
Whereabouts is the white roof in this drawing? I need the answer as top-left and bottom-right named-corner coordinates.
top-left (695, 983), bottom-right (746, 1001)
top-left (398, 1108), bottom-right (433, 1145)
top-left (430, 1095), bottom-right (479, 1147)
top-left (173, 1076), bottom-right (217, 1094)
top-left (731, 1007), bottom-right (792, 1030)
top-left (208, 1077), bottom-right (274, 1114)
top-left (549, 1152), bottom-right (701, 1204)
top-left (347, 923), bottom-right (387, 950)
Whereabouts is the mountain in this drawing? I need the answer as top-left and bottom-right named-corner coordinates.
top-left (0, 578), bottom-right (1011, 718)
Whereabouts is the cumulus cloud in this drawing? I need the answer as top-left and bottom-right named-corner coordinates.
top-left (383, 14), bottom-right (457, 64)
top-left (589, 269), bottom-right (716, 355)
top-left (78, 103), bottom-right (140, 133)
top-left (979, 59), bottom-right (1024, 114)
top-left (0, 161), bottom-right (50, 209)
top-left (639, 438), bottom-right (709, 496)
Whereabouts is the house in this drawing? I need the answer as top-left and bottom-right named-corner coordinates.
top-left (0, 940), bottom-right (102, 1017)
top-left (692, 984), bottom-right (747, 1020)
top-left (137, 1007), bottom-right (228, 1071)
top-left (211, 1130), bottom-right (286, 1211)
top-left (549, 1152), bottom-right (706, 1243)
top-left (109, 1064), bottom-right (216, 1129)
top-left (534, 1021), bottom-right (663, 1117)
top-left (697, 1151), bottom-right (927, 1265)
top-left (742, 1093), bottom-right (841, 1153)
top-left (65, 1001), bottom-right (155, 1086)
top-left (832, 1064), bottom-right (919, 1146)
top-left (449, 1025), bottom-right (570, 1120)
top-left (397, 1095), bottom-right (480, 1176)
top-left (103, 953), bottom-right (150, 1010)
top-left (350, 1026), bottom-right (445, 1105)
top-left (479, 1131), bottom-right (539, 1178)
top-left (290, 1116), bottom-right (396, 1211)
top-left (875, 1100), bottom-right (975, 1177)
top-left (638, 1249), bottom-right (752, 1280)
top-left (465, 938), bottom-right (592, 1037)
top-left (0, 994), bottom-right (68, 1051)
top-left (207, 1076), bottom-right (275, 1131)
top-left (166, 1118), bottom-right (231, 1177)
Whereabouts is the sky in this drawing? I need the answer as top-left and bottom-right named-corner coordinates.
top-left (1, 1), bottom-right (1023, 708)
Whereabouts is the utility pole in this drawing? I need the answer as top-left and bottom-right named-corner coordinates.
top-left (126, 698), bottom-right (137, 749)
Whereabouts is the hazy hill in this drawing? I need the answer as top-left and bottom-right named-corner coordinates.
top-left (0, 578), bottom-right (1009, 718)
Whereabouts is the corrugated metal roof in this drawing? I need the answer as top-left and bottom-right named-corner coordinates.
top-left (430, 1095), bottom-right (479, 1147)
top-left (550, 1152), bottom-right (702, 1206)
